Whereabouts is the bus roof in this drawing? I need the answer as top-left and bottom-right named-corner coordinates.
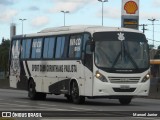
top-left (13, 25), bottom-right (143, 38)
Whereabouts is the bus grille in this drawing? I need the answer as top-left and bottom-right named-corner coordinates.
top-left (108, 77), bottom-right (140, 84)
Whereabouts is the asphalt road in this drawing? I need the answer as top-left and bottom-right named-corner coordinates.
top-left (0, 89), bottom-right (160, 120)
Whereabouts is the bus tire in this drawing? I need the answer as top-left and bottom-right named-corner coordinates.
top-left (28, 80), bottom-right (38, 100)
top-left (37, 92), bottom-right (46, 100)
top-left (65, 94), bottom-right (72, 102)
top-left (119, 97), bottom-right (132, 105)
top-left (71, 81), bottom-right (85, 104)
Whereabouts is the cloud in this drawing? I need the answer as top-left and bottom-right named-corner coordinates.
top-left (0, 9), bottom-right (18, 22)
top-left (0, 0), bottom-right (17, 5)
top-left (97, 7), bottom-right (121, 19)
top-left (48, 0), bottom-right (94, 13)
top-left (152, 0), bottom-right (160, 7)
top-left (140, 12), bottom-right (160, 20)
top-left (31, 16), bottom-right (49, 28)
top-left (28, 6), bottom-right (40, 11)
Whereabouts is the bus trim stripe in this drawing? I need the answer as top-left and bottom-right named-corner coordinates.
top-left (25, 61), bottom-right (31, 76)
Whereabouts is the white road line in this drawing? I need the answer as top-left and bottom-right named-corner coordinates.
top-left (131, 117), bottom-right (160, 120)
top-left (71, 107), bottom-right (92, 111)
top-left (37, 103), bottom-right (57, 107)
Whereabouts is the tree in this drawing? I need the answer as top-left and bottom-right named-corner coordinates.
top-left (0, 39), bottom-right (10, 76)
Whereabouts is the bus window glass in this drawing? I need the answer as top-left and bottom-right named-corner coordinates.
top-left (83, 33), bottom-right (90, 51)
top-left (69, 35), bottom-right (82, 58)
top-left (43, 37), bottom-right (55, 58)
top-left (21, 40), bottom-right (26, 58)
top-left (48, 37), bottom-right (55, 58)
top-left (12, 40), bottom-right (21, 59)
top-left (43, 38), bottom-right (49, 58)
top-left (55, 36), bottom-right (65, 58)
top-left (25, 39), bottom-right (31, 58)
top-left (21, 39), bottom-right (31, 59)
top-left (31, 38), bottom-right (43, 59)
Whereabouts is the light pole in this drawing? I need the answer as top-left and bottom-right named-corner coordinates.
top-left (148, 18), bottom-right (158, 47)
top-left (98, 0), bottom-right (108, 26)
top-left (19, 19), bottom-right (27, 35)
top-left (61, 11), bottom-right (69, 26)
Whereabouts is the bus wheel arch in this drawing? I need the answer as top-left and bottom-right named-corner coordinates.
top-left (69, 79), bottom-right (85, 104)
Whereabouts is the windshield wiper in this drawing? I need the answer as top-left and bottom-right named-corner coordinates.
top-left (124, 50), bottom-right (139, 69)
top-left (111, 51), bottom-right (121, 68)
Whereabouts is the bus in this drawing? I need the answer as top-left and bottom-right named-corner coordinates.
top-left (9, 25), bottom-right (150, 104)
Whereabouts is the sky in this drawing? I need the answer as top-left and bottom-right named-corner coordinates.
top-left (0, 0), bottom-right (160, 48)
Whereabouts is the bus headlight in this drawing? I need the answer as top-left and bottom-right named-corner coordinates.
top-left (95, 71), bottom-right (108, 82)
top-left (141, 74), bottom-right (150, 82)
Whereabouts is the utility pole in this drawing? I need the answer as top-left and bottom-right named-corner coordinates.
top-left (148, 18), bottom-right (158, 47)
top-left (139, 24), bottom-right (147, 33)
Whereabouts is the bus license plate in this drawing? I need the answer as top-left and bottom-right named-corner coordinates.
top-left (120, 85), bottom-right (130, 89)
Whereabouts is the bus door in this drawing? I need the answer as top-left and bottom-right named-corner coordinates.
top-left (84, 43), bottom-right (93, 96)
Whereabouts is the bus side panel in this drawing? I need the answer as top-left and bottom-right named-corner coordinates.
top-left (84, 66), bottom-right (93, 96)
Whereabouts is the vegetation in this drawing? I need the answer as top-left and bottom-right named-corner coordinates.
top-left (0, 38), bottom-right (10, 76)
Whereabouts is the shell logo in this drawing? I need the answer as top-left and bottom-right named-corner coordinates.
top-left (124, 1), bottom-right (138, 14)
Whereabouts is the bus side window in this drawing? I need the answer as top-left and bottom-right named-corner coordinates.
top-left (21, 39), bottom-right (31, 59)
top-left (69, 34), bottom-right (82, 59)
top-left (31, 38), bottom-right (43, 59)
top-left (85, 43), bottom-right (93, 71)
top-left (43, 37), bottom-right (55, 59)
top-left (55, 36), bottom-right (65, 59)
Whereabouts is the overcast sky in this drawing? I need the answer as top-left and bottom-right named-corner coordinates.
top-left (0, 0), bottom-right (160, 47)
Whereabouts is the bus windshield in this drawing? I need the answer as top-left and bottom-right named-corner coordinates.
top-left (94, 32), bottom-right (149, 72)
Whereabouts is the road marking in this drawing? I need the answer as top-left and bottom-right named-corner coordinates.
top-left (132, 117), bottom-right (160, 120)
top-left (71, 107), bottom-right (92, 111)
top-left (37, 103), bottom-right (57, 107)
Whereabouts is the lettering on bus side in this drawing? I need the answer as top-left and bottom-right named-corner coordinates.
top-left (70, 36), bottom-right (81, 52)
top-left (32, 64), bottom-right (77, 72)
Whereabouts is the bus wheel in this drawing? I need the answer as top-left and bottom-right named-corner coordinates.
top-left (119, 97), bottom-right (132, 105)
top-left (71, 81), bottom-right (85, 104)
top-left (65, 94), bottom-right (72, 102)
top-left (28, 80), bottom-right (39, 100)
top-left (37, 93), bottom-right (46, 100)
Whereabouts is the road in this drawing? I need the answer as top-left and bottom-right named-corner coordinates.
top-left (0, 89), bottom-right (160, 120)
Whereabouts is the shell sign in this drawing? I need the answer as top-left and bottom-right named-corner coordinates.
top-left (122, 0), bottom-right (139, 16)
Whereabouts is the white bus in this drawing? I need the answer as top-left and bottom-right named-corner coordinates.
top-left (9, 25), bottom-right (150, 104)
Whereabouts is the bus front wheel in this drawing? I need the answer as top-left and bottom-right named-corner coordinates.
top-left (71, 81), bottom-right (85, 104)
top-left (119, 97), bottom-right (132, 105)
top-left (28, 80), bottom-right (46, 100)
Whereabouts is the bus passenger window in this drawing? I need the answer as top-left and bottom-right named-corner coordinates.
top-left (69, 35), bottom-right (82, 58)
top-left (21, 39), bottom-right (31, 59)
top-left (55, 37), bottom-right (65, 59)
top-left (43, 37), bottom-right (55, 59)
top-left (31, 38), bottom-right (43, 59)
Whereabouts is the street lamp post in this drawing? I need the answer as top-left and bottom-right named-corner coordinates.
top-left (19, 19), bottom-right (27, 35)
top-left (98, 0), bottom-right (108, 26)
top-left (61, 11), bottom-right (69, 26)
top-left (148, 18), bottom-right (158, 47)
